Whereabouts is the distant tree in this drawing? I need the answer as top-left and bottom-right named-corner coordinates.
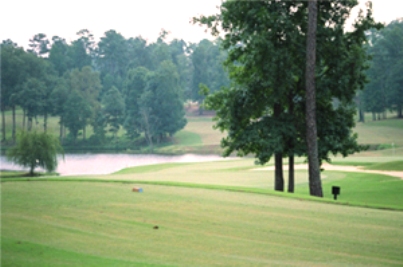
top-left (96, 30), bottom-right (128, 88)
top-left (138, 89), bottom-right (156, 152)
top-left (169, 39), bottom-right (193, 98)
top-left (123, 67), bottom-right (150, 139)
top-left (69, 40), bottom-right (91, 70)
top-left (148, 40), bottom-right (172, 71)
top-left (102, 86), bottom-right (125, 138)
top-left (7, 131), bottom-right (64, 176)
top-left (50, 76), bottom-right (69, 139)
top-left (381, 20), bottom-right (403, 118)
top-left (28, 33), bottom-right (50, 57)
top-left (15, 54), bottom-right (57, 132)
top-left (148, 60), bottom-right (187, 142)
top-left (67, 66), bottom-right (102, 139)
top-left (126, 37), bottom-right (152, 70)
top-left (0, 40), bottom-right (26, 141)
top-left (48, 36), bottom-right (72, 76)
top-left (18, 77), bottom-right (47, 131)
top-left (63, 90), bottom-right (92, 142)
top-left (190, 39), bottom-right (229, 114)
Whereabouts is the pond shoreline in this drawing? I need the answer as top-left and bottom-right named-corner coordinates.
top-left (0, 153), bottom-right (230, 176)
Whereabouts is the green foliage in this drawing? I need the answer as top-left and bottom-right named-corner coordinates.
top-left (28, 33), bottom-right (50, 56)
top-left (6, 131), bottom-right (63, 175)
top-left (190, 39), bottom-right (229, 103)
top-left (63, 90), bottom-right (92, 141)
top-left (200, 1), bottom-right (377, 165)
top-left (123, 67), bottom-right (150, 139)
top-left (102, 86), bottom-right (125, 137)
top-left (364, 19), bottom-right (403, 118)
top-left (2, 28), bottom-right (228, 148)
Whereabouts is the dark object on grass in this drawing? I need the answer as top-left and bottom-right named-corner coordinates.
top-left (153, 226), bottom-right (159, 230)
top-left (332, 186), bottom-right (341, 200)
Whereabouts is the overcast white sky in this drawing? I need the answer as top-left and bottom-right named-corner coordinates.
top-left (1, 0), bottom-right (402, 48)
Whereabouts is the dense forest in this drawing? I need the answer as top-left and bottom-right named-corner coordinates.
top-left (1, 30), bottom-right (230, 149)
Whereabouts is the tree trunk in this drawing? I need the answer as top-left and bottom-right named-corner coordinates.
top-left (274, 153), bottom-right (284, 191)
top-left (28, 117), bottom-right (33, 131)
top-left (83, 126), bottom-right (86, 140)
top-left (398, 105), bottom-right (402, 118)
top-left (305, 0), bottom-right (323, 197)
top-left (22, 109), bottom-right (26, 130)
top-left (59, 117), bottom-right (64, 140)
top-left (358, 108), bottom-right (365, 123)
top-left (12, 107), bottom-right (16, 142)
top-left (288, 91), bottom-right (295, 193)
top-left (198, 103), bottom-right (204, 115)
top-left (29, 163), bottom-right (35, 176)
top-left (1, 109), bottom-right (5, 142)
top-left (372, 112), bottom-right (376, 121)
top-left (288, 155), bottom-right (294, 193)
top-left (43, 112), bottom-right (48, 132)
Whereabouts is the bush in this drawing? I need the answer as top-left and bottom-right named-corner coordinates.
top-left (6, 131), bottom-right (64, 176)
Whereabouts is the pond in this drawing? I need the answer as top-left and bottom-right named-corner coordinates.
top-left (0, 154), bottom-right (227, 176)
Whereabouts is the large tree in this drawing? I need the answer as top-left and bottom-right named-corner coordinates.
top-left (196, 0), bottom-right (378, 194)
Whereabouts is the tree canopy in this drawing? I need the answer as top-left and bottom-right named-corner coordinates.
top-left (195, 0), bottom-right (379, 194)
top-left (7, 131), bottom-right (64, 175)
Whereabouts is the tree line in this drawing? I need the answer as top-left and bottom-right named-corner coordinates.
top-left (1, 30), bottom-right (230, 149)
top-left (358, 18), bottom-right (403, 120)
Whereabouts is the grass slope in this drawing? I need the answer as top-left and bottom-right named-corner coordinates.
top-left (2, 181), bottom-right (403, 266)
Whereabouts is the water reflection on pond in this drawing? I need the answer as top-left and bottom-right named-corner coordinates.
top-left (0, 154), bottom-right (227, 176)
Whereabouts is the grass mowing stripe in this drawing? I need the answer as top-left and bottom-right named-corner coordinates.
top-left (2, 174), bottom-right (403, 211)
top-left (1, 237), bottom-right (168, 267)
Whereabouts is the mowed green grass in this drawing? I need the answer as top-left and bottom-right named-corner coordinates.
top-left (2, 181), bottom-right (403, 267)
top-left (2, 110), bottom-right (403, 266)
